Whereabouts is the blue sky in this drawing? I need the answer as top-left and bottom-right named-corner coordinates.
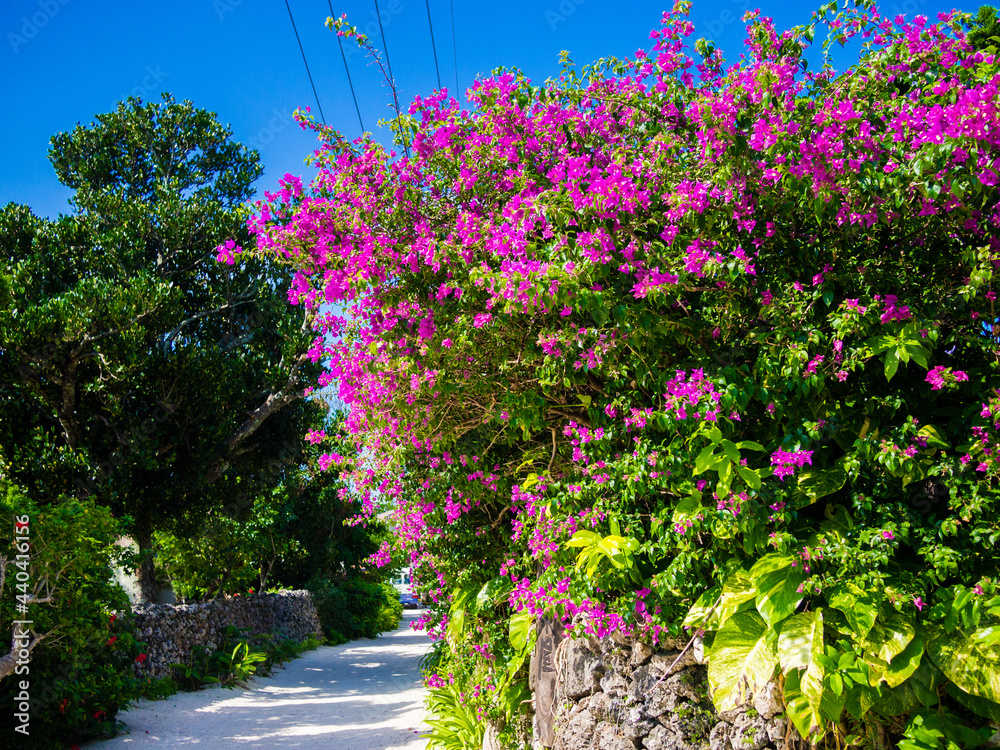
top-left (1, 0), bottom-right (969, 219)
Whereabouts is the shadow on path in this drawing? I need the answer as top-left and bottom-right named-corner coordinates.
top-left (85, 611), bottom-right (432, 750)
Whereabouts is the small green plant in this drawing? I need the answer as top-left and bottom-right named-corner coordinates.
top-left (423, 682), bottom-right (486, 750)
top-left (170, 645), bottom-right (219, 691)
top-left (141, 676), bottom-right (178, 701)
top-left (215, 641), bottom-right (268, 688)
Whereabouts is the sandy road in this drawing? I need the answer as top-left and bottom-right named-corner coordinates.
top-left (85, 611), bottom-right (432, 750)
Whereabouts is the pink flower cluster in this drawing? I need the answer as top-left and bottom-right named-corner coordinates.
top-left (770, 448), bottom-right (814, 480)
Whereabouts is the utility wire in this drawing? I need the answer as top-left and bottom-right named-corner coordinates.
top-left (450, 0), bottom-right (459, 95)
top-left (328, 0), bottom-right (365, 133)
top-left (373, 0), bottom-right (409, 158)
top-left (425, 0), bottom-right (442, 90)
top-left (284, 0), bottom-right (327, 125)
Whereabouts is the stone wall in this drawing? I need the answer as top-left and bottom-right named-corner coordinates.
top-left (131, 590), bottom-right (322, 679)
top-left (539, 632), bottom-right (795, 750)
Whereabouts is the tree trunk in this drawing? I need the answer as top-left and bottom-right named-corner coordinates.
top-left (133, 526), bottom-right (158, 603)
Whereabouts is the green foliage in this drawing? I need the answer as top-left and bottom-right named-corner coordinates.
top-left (140, 676), bottom-right (178, 701)
top-left (0, 94), bottom-right (320, 599)
top-left (423, 682), bottom-right (486, 750)
top-left (256, 4), bottom-right (1000, 747)
top-left (154, 412), bottom-right (388, 602)
top-left (168, 626), bottom-right (281, 691)
top-left (154, 514), bottom-right (264, 601)
top-left (0, 481), bottom-right (144, 749)
top-left (306, 575), bottom-right (401, 643)
top-left (967, 6), bottom-right (1000, 52)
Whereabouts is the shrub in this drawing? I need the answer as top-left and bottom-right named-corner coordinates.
top-left (305, 575), bottom-right (352, 644)
top-left (0, 482), bottom-right (144, 749)
top-left (306, 576), bottom-right (402, 642)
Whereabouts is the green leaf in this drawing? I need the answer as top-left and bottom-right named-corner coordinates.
top-left (694, 445), bottom-right (722, 475)
top-left (684, 586), bottom-right (722, 629)
top-left (828, 585), bottom-right (879, 640)
top-left (917, 425), bottom-right (950, 450)
top-left (865, 333), bottom-right (897, 355)
top-left (946, 682), bottom-right (1000, 723)
top-left (926, 623), bottom-right (1000, 704)
top-left (509, 610), bottom-right (535, 651)
top-left (777, 609), bottom-right (825, 674)
top-left (784, 663), bottom-right (826, 740)
top-left (721, 439), bottom-right (741, 463)
top-left (707, 611), bottom-right (778, 711)
top-left (736, 464), bottom-right (762, 490)
top-left (754, 565), bottom-right (806, 627)
top-left (864, 607), bottom-right (916, 665)
top-left (903, 343), bottom-right (930, 369)
top-left (475, 576), bottom-right (512, 609)
top-left (736, 440), bottom-right (765, 451)
top-left (796, 465), bottom-right (847, 502)
top-left (565, 529), bottom-right (599, 548)
top-left (673, 493), bottom-right (703, 523)
top-left (748, 553), bottom-right (792, 579)
top-left (884, 349), bottom-right (900, 381)
top-left (883, 635), bottom-right (924, 689)
top-left (717, 570), bottom-right (758, 627)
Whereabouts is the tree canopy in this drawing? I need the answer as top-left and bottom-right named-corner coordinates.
top-left (0, 95), bottom-right (321, 599)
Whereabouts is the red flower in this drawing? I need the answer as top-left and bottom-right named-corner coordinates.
top-left (59, 699), bottom-right (69, 713)
top-left (136, 653), bottom-right (147, 663)
top-left (93, 710), bottom-right (105, 720)
top-left (109, 614), bottom-right (117, 625)
top-left (107, 636), bottom-right (117, 646)
top-left (248, 588), bottom-right (255, 594)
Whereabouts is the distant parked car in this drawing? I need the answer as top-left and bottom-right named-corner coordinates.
top-left (391, 568), bottom-right (422, 608)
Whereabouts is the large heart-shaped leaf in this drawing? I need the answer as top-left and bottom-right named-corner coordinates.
top-left (707, 611), bottom-right (778, 711)
top-left (717, 570), bottom-right (757, 628)
top-left (864, 607), bottom-right (916, 664)
top-left (797, 464), bottom-right (847, 502)
top-left (926, 623), bottom-right (1000, 704)
top-left (784, 663), bottom-right (826, 741)
top-left (883, 635), bottom-right (924, 689)
top-left (755, 566), bottom-right (806, 627)
top-left (778, 609), bottom-right (824, 673)
top-left (827, 584), bottom-right (879, 640)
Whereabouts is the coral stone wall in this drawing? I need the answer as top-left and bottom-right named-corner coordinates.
top-left (131, 590), bottom-right (322, 679)
top-left (541, 633), bottom-right (792, 750)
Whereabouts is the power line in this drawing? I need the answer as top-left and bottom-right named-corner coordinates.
top-left (450, 0), bottom-right (459, 95)
top-left (425, 0), bottom-right (442, 90)
top-left (328, 0), bottom-right (365, 133)
top-left (284, 0), bottom-right (327, 125)
top-left (373, 0), bottom-right (409, 158)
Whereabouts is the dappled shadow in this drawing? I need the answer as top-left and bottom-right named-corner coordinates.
top-left (84, 613), bottom-right (432, 749)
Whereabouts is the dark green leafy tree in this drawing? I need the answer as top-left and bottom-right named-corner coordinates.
top-left (968, 5), bottom-right (1000, 51)
top-left (0, 95), bottom-right (320, 599)
top-left (155, 409), bottom-right (390, 600)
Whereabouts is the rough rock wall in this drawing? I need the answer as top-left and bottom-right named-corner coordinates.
top-left (542, 633), bottom-right (793, 750)
top-left (131, 590), bottom-right (322, 679)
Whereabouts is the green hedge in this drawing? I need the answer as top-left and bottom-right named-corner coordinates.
top-left (306, 575), bottom-right (402, 643)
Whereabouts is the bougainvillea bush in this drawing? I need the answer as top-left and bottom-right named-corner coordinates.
top-left (236, 1), bottom-right (1000, 745)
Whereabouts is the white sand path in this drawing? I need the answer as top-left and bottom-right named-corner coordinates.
top-left (85, 611), bottom-right (432, 750)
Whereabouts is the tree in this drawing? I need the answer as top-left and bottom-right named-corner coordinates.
top-left (153, 409), bottom-right (388, 600)
top-left (0, 95), bottom-right (320, 600)
top-left (249, 5), bottom-right (1000, 746)
top-left (968, 5), bottom-right (1000, 51)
